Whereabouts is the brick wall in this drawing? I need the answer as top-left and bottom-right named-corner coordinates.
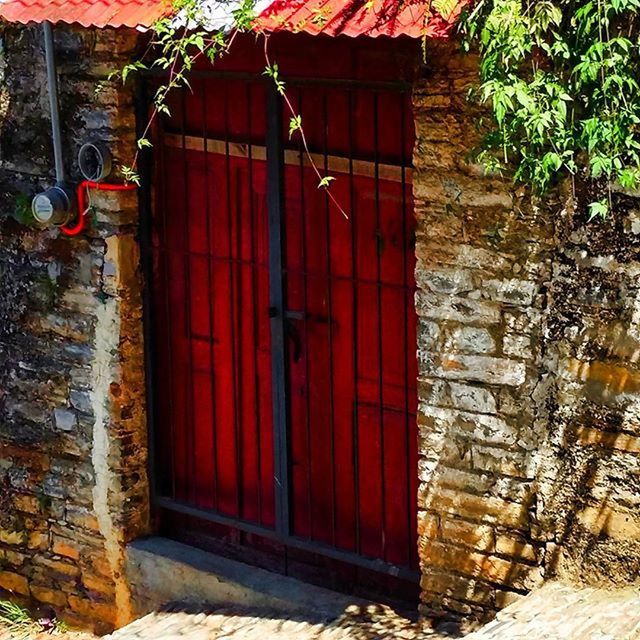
top-left (413, 41), bottom-right (640, 620)
top-left (0, 25), bottom-right (146, 632)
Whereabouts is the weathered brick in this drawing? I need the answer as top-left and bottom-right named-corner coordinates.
top-left (0, 570), bottom-right (29, 595)
top-left (52, 536), bottom-right (82, 561)
top-left (482, 278), bottom-right (537, 306)
top-left (420, 353), bottom-right (527, 386)
top-left (31, 584), bottom-right (68, 607)
top-left (416, 290), bottom-right (501, 325)
top-left (450, 327), bottom-right (496, 354)
top-left (449, 382), bottom-right (497, 414)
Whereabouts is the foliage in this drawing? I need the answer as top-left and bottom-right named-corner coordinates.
top-left (12, 193), bottom-right (33, 227)
top-left (116, 0), bottom-right (343, 206)
top-left (0, 599), bottom-right (66, 638)
top-left (460, 0), bottom-right (640, 218)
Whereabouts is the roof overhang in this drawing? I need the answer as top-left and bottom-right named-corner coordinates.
top-left (0, 0), bottom-right (172, 29)
top-left (0, 0), bottom-right (466, 38)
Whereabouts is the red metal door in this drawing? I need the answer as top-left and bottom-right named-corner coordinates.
top-left (148, 35), bottom-right (418, 589)
top-left (283, 87), bottom-right (418, 571)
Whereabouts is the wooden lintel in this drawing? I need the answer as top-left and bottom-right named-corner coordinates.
top-left (163, 133), bottom-right (413, 184)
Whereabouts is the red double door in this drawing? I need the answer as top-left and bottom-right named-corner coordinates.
top-left (150, 36), bottom-right (419, 589)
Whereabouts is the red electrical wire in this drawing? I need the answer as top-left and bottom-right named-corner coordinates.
top-left (60, 180), bottom-right (138, 237)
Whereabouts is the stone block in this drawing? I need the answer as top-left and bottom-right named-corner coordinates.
top-left (504, 310), bottom-right (542, 335)
top-left (34, 555), bottom-right (81, 578)
top-left (494, 535), bottom-right (539, 562)
top-left (65, 505), bottom-right (101, 533)
top-left (417, 267), bottom-right (475, 294)
top-left (0, 528), bottom-right (27, 546)
top-left (12, 493), bottom-right (41, 515)
top-left (0, 570), bottom-right (29, 595)
top-left (52, 536), bottom-right (82, 561)
top-left (420, 353), bottom-right (527, 386)
top-left (69, 389), bottom-right (93, 415)
top-left (68, 595), bottom-right (116, 625)
top-left (420, 570), bottom-right (494, 606)
top-left (422, 541), bottom-right (539, 590)
top-left (53, 407), bottom-right (78, 432)
top-left (482, 278), bottom-right (537, 306)
top-left (450, 327), bottom-right (496, 354)
top-left (82, 573), bottom-right (115, 597)
top-left (27, 531), bottom-right (49, 551)
top-left (415, 290), bottom-right (501, 325)
top-left (426, 487), bottom-right (529, 530)
top-left (503, 334), bottom-right (533, 359)
top-left (418, 319), bottom-right (441, 347)
top-left (419, 406), bottom-right (520, 449)
top-left (31, 584), bottom-right (67, 607)
top-left (449, 382), bottom-right (497, 414)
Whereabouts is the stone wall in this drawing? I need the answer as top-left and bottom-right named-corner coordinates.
top-left (0, 24), bottom-right (147, 632)
top-left (0, 21), bottom-right (639, 634)
top-left (413, 41), bottom-right (640, 621)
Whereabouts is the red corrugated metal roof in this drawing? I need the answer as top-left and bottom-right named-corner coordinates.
top-left (0, 0), bottom-right (465, 37)
top-left (254, 0), bottom-right (468, 38)
top-left (0, 0), bottom-right (171, 29)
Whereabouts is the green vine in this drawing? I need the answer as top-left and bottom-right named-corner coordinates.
top-left (461, 0), bottom-right (640, 219)
top-left (117, 0), bottom-right (342, 212)
top-left (118, 0), bottom-right (640, 221)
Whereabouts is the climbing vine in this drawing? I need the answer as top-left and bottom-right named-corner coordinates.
top-left (121, 0), bottom-right (640, 220)
top-left (118, 0), bottom-right (343, 213)
top-left (460, 0), bottom-right (640, 218)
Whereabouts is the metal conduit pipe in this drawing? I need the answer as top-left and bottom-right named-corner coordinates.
top-left (33, 21), bottom-right (138, 233)
top-left (31, 21), bottom-right (73, 226)
top-left (43, 21), bottom-right (65, 184)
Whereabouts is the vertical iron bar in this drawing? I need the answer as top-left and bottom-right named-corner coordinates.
top-left (181, 90), bottom-right (196, 505)
top-left (224, 87), bottom-right (243, 520)
top-left (136, 77), bottom-right (159, 506)
top-left (267, 83), bottom-right (290, 538)
top-left (373, 91), bottom-right (387, 561)
top-left (297, 89), bottom-right (313, 539)
top-left (202, 81), bottom-right (219, 511)
top-left (322, 90), bottom-right (337, 547)
top-left (348, 88), bottom-right (361, 556)
top-left (247, 82), bottom-right (263, 524)
top-left (158, 93), bottom-right (177, 501)
top-left (400, 91), bottom-right (412, 566)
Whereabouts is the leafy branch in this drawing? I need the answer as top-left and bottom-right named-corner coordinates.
top-left (460, 0), bottom-right (640, 218)
top-left (113, 0), bottom-right (345, 217)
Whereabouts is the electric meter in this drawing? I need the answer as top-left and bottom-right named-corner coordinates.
top-left (31, 186), bottom-right (72, 227)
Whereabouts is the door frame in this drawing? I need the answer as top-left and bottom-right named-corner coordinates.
top-left (136, 66), bottom-right (419, 583)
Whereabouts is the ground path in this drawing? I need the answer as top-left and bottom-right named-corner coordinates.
top-left (1, 581), bottom-right (639, 639)
top-left (107, 582), bottom-right (640, 640)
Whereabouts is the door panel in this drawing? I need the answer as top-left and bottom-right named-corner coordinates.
top-left (154, 139), bottom-right (276, 528)
top-left (150, 65), bottom-right (418, 581)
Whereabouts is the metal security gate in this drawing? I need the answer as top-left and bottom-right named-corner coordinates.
top-left (141, 35), bottom-right (419, 594)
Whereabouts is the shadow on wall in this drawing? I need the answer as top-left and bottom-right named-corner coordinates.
top-left (533, 196), bottom-right (640, 587)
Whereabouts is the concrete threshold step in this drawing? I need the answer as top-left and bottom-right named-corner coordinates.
top-left (125, 537), bottom-right (371, 622)
top-left (117, 537), bottom-right (432, 639)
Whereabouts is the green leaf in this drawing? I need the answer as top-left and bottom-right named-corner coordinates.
top-left (318, 176), bottom-right (336, 189)
top-left (588, 200), bottom-right (609, 220)
top-left (289, 115), bottom-right (302, 139)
